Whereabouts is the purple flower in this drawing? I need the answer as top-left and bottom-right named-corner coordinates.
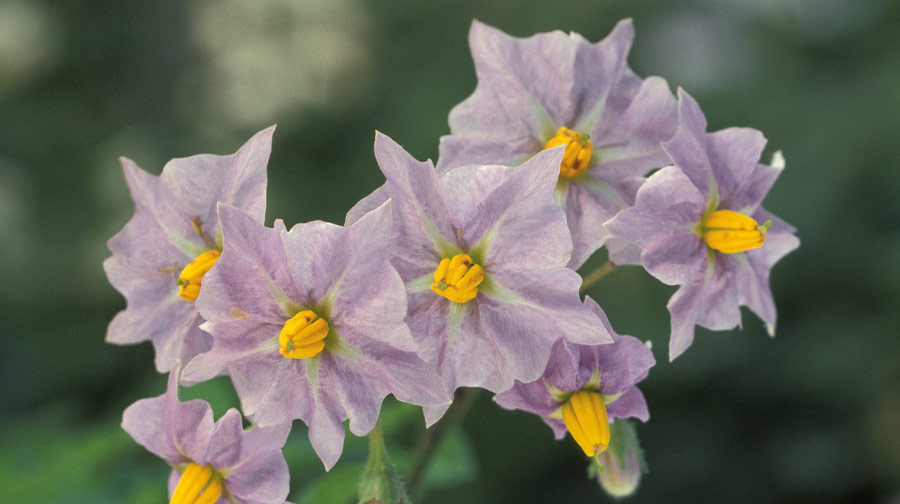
top-left (104, 128), bottom-right (274, 372)
top-left (122, 362), bottom-right (291, 504)
top-left (181, 202), bottom-right (449, 470)
top-left (606, 90), bottom-right (800, 360)
top-left (495, 297), bottom-right (655, 457)
top-left (436, 20), bottom-right (678, 269)
top-left (346, 134), bottom-right (613, 424)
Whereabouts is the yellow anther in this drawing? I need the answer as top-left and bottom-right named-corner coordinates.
top-left (279, 310), bottom-right (330, 359)
top-left (176, 250), bottom-right (221, 302)
top-left (430, 254), bottom-right (484, 303)
top-left (170, 462), bottom-right (224, 504)
top-left (702, 209), bottom-right (769, 254)
top-left (562, 391), bottom-right (610, 457)
top-left (543, 127), bottom-right (594, 178)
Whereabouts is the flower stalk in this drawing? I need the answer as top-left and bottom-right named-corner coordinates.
top-left (358, 419), bottom-right (411, 504)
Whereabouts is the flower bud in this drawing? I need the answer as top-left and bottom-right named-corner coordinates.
top-left (589, 419), bottom-right (646, 498)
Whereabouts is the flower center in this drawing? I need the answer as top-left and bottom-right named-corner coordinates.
top-left (430, 253), bottom-right (484, 303)
top-left (279, 310), bottom-right (330, 359)
top-left (562, 391), bottom-right (610, 457)
top-left (701, 209), bottom-right (770, 254)
top-left (543, 127), bottom-right (593, 178)
top-left (176, 250), bottom-right (221, 302)
top-left (170, 462), bottom-right (223, 504)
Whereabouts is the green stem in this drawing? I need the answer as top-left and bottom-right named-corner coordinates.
top-left (359, 419), bottom-right (410, 504)
top-left (406, 388), bottom-right (480, 496)
top-left (366, 418), bottom-right (388, 468)
top-left (579, 261), bottom-right (617, 294)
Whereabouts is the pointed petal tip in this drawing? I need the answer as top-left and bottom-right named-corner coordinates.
top-left (373, 130), bottom-right (403, 153)
top-left (468, 18), bottom-right (498, 40)
top-left (771, 150), bottom-right (786, 170)
top-left (373, 131), bottom-right (403, 159)
top-left (178, 356), bottom-right (206, 385)
top-left (667, 340), bottom-right (689, 362)
top-left (526, 144), bottom-right (566, 177)
top-left (255, 124), bottom-right (277, 137)
top-left (119, 156), bottom-right (146, 179)
top-left (315, 442), bottom-right (342, 472)
top-left (240, 125), bottom-right (276, 152)
top-left (423, 402), bottom-right (453, 427)
top-left (664, 88), bottom-right (709, 154)
top-left (675, 87), bottom-right (702, 115)
top-left (611, 17), bottom-right (636, 36)
top-left (667, 321), bottom-right (694, 362)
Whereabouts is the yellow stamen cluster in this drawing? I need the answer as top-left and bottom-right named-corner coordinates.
top-left (702, 209), bottom-right (768, 254)
top-left (279, 310), bottom-right (330, 359)
top-left (170, 463), bottom-right (223, 504)
top-left (430, 254), bottom-right (484, 303)
top-left (176, 250), bottom-right (221, 302)
top-left (543, 126), bottom-right (593, 178)
top-left (562, 391), bottom-right (610, 457)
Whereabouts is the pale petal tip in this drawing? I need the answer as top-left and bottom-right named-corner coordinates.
top-left (614, 17), bottom-right (636, 33)
top-left (118, 156), bottom-right (143, 175)
top-left (423, 402), bottom-right (453, 427)
top-left (667, 336), bottom-right (690, 362)
top-left (770, 150), bottom-right (785, 171)
top-left (765, 322), bottom-right (776, 338)
top-left (468, 18), bottom-right (497, 40)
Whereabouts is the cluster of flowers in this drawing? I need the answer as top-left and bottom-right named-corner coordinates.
top-left (105, 19), bottom-right (798, 503)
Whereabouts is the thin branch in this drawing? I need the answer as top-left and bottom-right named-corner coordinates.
top-left (579, 261), bottom-right (617, 294)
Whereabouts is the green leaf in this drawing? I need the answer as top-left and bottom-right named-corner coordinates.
top-left (0, 417), bottom-right (155, 504)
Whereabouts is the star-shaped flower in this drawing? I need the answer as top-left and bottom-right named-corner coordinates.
top-left (346, 134), bottom-right (613, 424)
top-left (181, 202), bottom-right (449, 469)
top-left (495, 297), bottom-right (655, 457)
top-left (104, 128), bottom-right (274, 372)
top-left (436, 19), bottom-right (678, 269)
top-left (606, 90), bottom-right (800, 360)
top-left (122, 362), bottom-right (292, 504)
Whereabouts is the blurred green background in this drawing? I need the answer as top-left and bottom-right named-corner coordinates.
top-left (1, 0), bottom-right (898, 502)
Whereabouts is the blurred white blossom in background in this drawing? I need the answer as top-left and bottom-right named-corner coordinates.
top-left (185, 0), bottom-right (373, 130)
top-left (0, 0), bottom-right (61, 97)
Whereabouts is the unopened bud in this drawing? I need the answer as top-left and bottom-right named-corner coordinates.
top-left (589, 419), bottom-right (646, 498)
